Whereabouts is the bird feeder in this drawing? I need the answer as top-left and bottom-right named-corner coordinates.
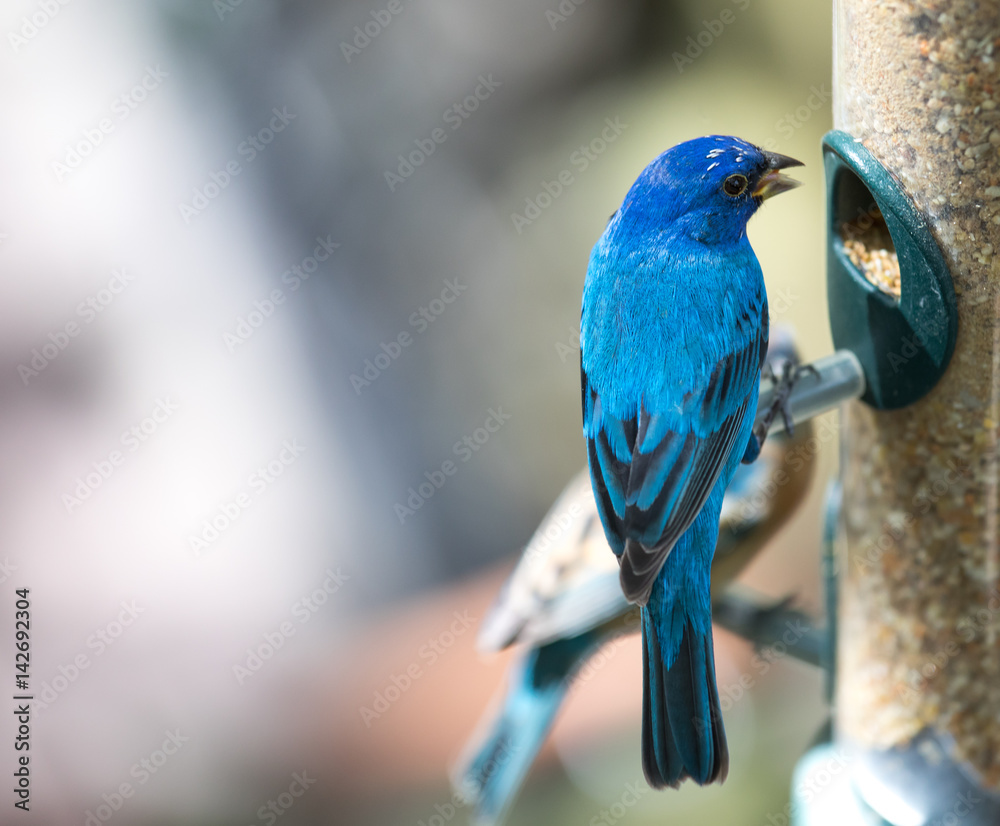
top-left (792, 2), bottom-right (1000, 823)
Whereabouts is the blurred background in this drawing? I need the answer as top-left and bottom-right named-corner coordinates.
top-left (0, 0), bottom-right (836, 823)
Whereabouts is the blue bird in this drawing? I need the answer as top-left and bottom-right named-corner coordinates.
top-left (453, 331), bottom-right (817, 826)
top-left (580, 135), bottom-right (802, 788)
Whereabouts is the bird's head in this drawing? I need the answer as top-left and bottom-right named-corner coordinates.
top-left (617, 135), bottom-right (802, 245)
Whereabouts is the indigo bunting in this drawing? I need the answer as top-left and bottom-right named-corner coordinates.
top-left (454, 331), bottom-right (814, 825)
top-left (581, 136), bottom-right (801, 787)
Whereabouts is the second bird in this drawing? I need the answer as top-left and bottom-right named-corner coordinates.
top-left (580, 135), bottom-right (802, 788)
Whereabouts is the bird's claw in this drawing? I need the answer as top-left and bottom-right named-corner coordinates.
top-left (712, 590), bottom-right (823, 666)
top-left (759, 357), bottom-right (815, 439)
top-left (796, 363), bottom-right (821, 382)
top-left (754, 593), bottom-right (796, 620)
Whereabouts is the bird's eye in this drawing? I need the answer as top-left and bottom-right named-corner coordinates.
top-left (722, 174), bottom-right (748, 197)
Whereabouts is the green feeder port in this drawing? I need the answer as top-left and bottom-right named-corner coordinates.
top-left (823, 129), bottom-right (957, 409)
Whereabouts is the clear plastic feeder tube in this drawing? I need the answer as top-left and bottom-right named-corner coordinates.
top-left (834, 0), bottom-right (1000, 791)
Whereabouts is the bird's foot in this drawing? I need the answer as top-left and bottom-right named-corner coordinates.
top-left (742, 357), bottom-right (816, 464)
top-left (712, 589), bottom-right (823, 667)
top-left (757, 358), bottom-right (819, 439)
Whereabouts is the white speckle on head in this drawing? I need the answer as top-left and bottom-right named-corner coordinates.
top-left (706, 148), bottom-right (725, 159)
top-left (707, 162), bottom-right (719, 171)
top-left (735, 155), bottom-right (744, 162)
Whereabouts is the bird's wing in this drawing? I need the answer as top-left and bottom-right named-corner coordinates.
top-left (515, 569), bottom-right (628, 648)
top-left (583, 308), bottom-right (768, 606)
top-left (477, 471), bottom-right (622, 652)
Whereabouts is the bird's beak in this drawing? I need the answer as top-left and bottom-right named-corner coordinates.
top-left (753, 151), bottom-right (804, 200)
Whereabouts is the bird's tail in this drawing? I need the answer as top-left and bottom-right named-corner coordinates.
top-left (453, 634), bottom-right (594, 826)
top-left (640, 606), bottom-right (728, 788)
